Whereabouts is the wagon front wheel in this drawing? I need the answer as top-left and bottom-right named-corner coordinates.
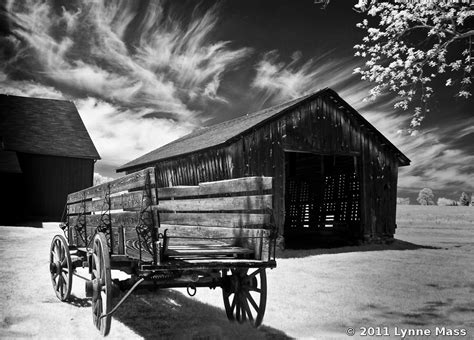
top-left (222, 268), bottom-right (267, 327)
top-left (49, 234), bottom-right (73, 301)
top-left (90, 232), bottom-right (112, 336)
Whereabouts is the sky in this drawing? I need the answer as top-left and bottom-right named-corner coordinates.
top-left (0, 0), bottom-right (472, 202)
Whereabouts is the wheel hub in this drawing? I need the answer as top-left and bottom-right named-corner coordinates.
top-left (229, 274), bottom-right (241, 292)
top-left (50, 261), bottom-right (62, 275)
top-left (91, 278), bottom-right (102, 301)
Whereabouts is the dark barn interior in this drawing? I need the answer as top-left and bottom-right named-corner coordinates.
top-left (0, 94), bottom-right (100, 224)
top-left (118, 88), bottom-right (410, 249)
top-left (284, 152), bottom-right (361, 247)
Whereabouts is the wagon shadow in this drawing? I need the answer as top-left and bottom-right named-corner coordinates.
top-left (67, 295), bottom-right (91, 308)
top-left (112, 288), bottom-right (291, 340)
top-left (278, 239), bottom-right (439, 259)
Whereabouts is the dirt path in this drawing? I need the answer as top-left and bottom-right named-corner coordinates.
top-left (0, 224), bottom-right (140, 339)
top-left (0, 224), bottom-right (288, 340)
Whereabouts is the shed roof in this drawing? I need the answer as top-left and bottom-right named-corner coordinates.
top-left (117, 88), bottom-right (409, 172)
top-left (0, 94), bottom-right (100, 160)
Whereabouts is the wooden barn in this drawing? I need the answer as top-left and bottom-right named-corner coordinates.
top-left (0, 94), bottom-right (100, 224)
top-left (117, 88), bottom-right (410, 247)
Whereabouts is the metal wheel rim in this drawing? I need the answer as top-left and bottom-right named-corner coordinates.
top-left (91, 232), bottom-right (112, 336)
top-left (222, 268), bottom-right (267, 327)
top-left (49, 234), bottom-right (72, 301)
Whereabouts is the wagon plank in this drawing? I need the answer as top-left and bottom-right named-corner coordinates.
top-left (156, 194), bottom-right (272, 212)
top-left (67, 167), bottom-right (155, 203)
top-left (157, 176), bottom-right (272, 199)
top-left (159, 212), bottom-right (270, 228)
top-left (68, 191), bottom-right (155, 214)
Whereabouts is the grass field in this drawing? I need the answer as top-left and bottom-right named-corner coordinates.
top-left (190, 206), bottom-right (474, 339)
top-left (1, 206), bottom-right (473, 339)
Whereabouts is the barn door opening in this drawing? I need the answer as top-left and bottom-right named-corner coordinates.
top-left (284, 152), bottom-right (361, 248)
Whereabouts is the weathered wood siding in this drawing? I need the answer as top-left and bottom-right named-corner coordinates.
top-left (127, 92), bottom-right (400, 242)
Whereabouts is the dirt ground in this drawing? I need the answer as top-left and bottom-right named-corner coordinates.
top-left (1, 206), bottom-right (473, 339)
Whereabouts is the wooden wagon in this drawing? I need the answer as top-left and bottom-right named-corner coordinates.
top-left (49, 167), bottom-right (277, 336)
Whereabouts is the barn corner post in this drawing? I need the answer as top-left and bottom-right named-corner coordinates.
top-left (273, 173), bottom-right (286, 250)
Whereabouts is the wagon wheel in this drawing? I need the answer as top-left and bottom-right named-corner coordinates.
top-left (222, 268), bottom-right (267, 327)
top-left (49, 234), bottom-right (73, 301)
top-left (90, 232), bottom-right (112, 336)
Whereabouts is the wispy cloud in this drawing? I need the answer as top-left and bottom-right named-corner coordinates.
top-left (1, 0), bottom-right (252, 175)
top-left (2, 0), bottom-right (251, 118)
top-left (251, 50), bottom-right (360, 106)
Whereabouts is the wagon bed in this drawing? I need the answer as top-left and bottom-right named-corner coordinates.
top-left (49, 167), bottom-right (276, 336)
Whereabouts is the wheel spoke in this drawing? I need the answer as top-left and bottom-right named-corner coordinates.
top-left (247, 268), bottom-right (263, 279)
top-left (60, 245), bottom-right (66, 261)
top-left (101, 291), bottom-right (107, 317)
top-left (235, 300), bottom-right (241, 321)
top-left (242, 295), bottom-right (254, 321)
top-left (93, 254), bottom-right (100, 276)
top-left (99, 256), bottom-right (104, 282)
top-left (53, 245), bottom-right (59, 262)
top-left (92, 300), bottom-right (97, 314)
top-left (55, 241), bottom-right (62, 260)
top-left (51, 250), bottom-right (58, 262)
top-left (240, 295), bottom-right (247, 322)
top-left (62, 272), bottom-right (68, 286)
top-left (245, 290), bottom-right (260, 314)
top-left (97, 299), bottom-right (102, 320)
top-left (230, 294), bottom-right (237, 313)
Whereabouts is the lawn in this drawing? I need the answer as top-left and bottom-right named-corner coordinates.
top-left (0, 206), bottom-right (473, 339)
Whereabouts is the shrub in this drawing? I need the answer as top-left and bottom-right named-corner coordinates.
top-left (417, 188), bottom-right (435, 205)
top-left (459, 192), bottom-right (471, 206)
top-left (397, 197), bottom-right (410, 205)
top-left (437, 197), bottom-right (458, 206)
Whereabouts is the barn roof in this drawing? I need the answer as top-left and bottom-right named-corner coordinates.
top-left (0, 94), bottom-right (100, 160)
top-left (117, 88), bottom-right (409, 172)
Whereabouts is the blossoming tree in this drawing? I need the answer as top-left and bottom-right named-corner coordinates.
top-left (352, 0), bottom-right (473, 130)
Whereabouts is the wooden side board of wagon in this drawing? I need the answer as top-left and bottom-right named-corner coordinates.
top-left (48, 167), bottom-right (277, 336)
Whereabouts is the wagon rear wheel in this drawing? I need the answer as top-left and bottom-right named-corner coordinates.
top-left (90, 232), bottom-right (112, 336)
top-left (222, 268), bottom-right (267, 327)
top-left (49, 234), bottom-right (73, 301)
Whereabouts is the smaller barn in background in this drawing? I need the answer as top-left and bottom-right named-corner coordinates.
top-left (118, 88), bottom-right (410, 248)
top-left (0, 94), bottom-right (100, 224)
